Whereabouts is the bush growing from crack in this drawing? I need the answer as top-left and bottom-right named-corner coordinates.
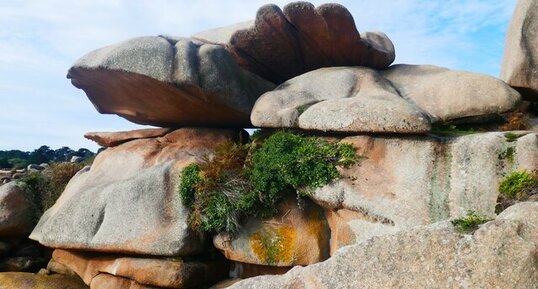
top-left (496, 170), bottom-right (538, 213)
top-left (451, 210), bottom-right (491, 234)
top-left (178, 131), bottom-right (358, 234)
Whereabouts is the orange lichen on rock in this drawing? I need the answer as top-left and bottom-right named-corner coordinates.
top-left (249, 225), bottom-right (297, 266)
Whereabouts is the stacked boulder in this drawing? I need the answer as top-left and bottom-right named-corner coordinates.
top-left (1, 1), bottom-right (537, 288)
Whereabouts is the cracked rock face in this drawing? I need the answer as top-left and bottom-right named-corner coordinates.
top-left (251, 65), bottom-right (521, 133)
top-left (501, 0), bottom-right (538, 101)
top-left (228, 202), bottom-right (538, 289)
top-left (29, 128), bottom-right (243, 256)
top-left (193, 2), bottom-right (395, 84)
top-left (68, 36), bottom-right (275, 127)
top-left (314, 132), bottom-right (538, 251)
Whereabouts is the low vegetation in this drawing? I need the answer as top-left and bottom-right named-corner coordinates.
top-left (451, 210), bottom-right (491, 234)
top-left (178, 131), bottom-right (358, 234)
top-left (17, 162), bottom-right (86, 220)
top-left (496, 170), bottom-right (538, 213)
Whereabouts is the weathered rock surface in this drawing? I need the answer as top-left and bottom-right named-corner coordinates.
top-left (228, 202), bottom-right (538, 289)
top-left (313, 132), bottom-right (538, 250)
top-left (501, 0), bottom-right (538, 100)
top-left (90, 274), bottom-right (157, 289)
top-left (68, 36), bottom-right (275, 127)
top-left (382, 64), bottom-right (522, 122)
top-left (50, 249), bottom-right (226, 288)
top-left (193, 2), bottom-right (395, 84)
top-left (251, 67), bottom-right (431, 133)
top-left (214, 196), bottom-right (330, 267)
top-left (0, 182), bottom-right (35, 236)
top-left (0, 272), bottom-right (88, 289)
top-left (251, 65), bottom-right (520, 132)
top-left (30, 128), bottom-right (243, 256)
top-left (84, 128), bottom-right (172, 147)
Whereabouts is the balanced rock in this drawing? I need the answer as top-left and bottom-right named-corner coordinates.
top-left (84, 128), bottom-right (173, 147)
top-left (50, 249), bottom-right (227, 289)
top-left (383, 64), bottom-right (522, 122)
top-left (501, 0), bottom-right (538, 100)
top-left (313, 132), bottom-right (538, 251)
top-left (30, 128), bottom-right (243, 256)
top-left (251, 65), bottom-right (521, 132)
top-left (0, 182), bottom-right (35, 236)
top-left (193, 2), bottom-right (395, 84)
top-left (213, 196), bottom-right (330, 267)
top-left (228, 202), bottom-right (538, 289)
top-left (68, 36), bottom-right (275, 127)
top-left (251, 67), bottom-right (431, 133)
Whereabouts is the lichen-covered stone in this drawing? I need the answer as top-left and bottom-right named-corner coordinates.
top-left (228, 202), bottom-right (538, 289)
top-left (0, 272), bottom-right (88, 289)
top-left (213, 196), bottom-right (330, 267)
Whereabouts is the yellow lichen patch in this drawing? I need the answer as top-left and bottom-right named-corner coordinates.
top-left (249, 225), bottom-right (297, 266)
top-left (303, 208), bottom-right (330, 260)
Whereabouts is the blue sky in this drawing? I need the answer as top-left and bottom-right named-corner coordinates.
top-left (0, 0), bottom-right (517, 151)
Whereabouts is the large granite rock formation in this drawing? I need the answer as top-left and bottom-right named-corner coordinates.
top-left (30, 128), bottom-right (243, 256)
top-left (68, 37), bottom-right (275, 127)
top-left (313, 132), bottom-right (538, 251)
top-left (193, 2), bottom-right (395, 84)
top-left (251, 66), bottom-right (520, 132)
top-left (228, 202), bottom-right (538, 289)
top-left (501, 0), bottom-right (538, 100)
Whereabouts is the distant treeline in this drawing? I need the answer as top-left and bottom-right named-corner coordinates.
top-left (0, 146), bottom-right (97, 169)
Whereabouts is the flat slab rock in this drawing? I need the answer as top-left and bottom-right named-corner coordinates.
top-left (84, 128), bottom-right (173, 147)
top-left (50, 249), bottom-right (227, 289)
top-left (313, 132), bottom-right (538, 251)
top-left (228, 202), bottom-right (538, 289)
top-left (193, 1), bottom-right (395, 84)
top-left (251, 65), bottom-right (520, 133)
top-left (501, 0), bottom-right (538, 100)
top-left (30, 128), bottom-right (243, 256)
top-left (69, 36), bottom-right (275, 127)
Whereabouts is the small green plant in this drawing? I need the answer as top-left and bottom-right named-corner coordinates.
top-left (451, 211), bottom-right (491, 234)
top-left (496, 171), bottom-right (538, 213)
top-left (431, 124), bottom-right (477, 137)
top-left (178, 131), bottom-right (358, 234)
top-left (498, 171), bottom-right (538, 198)
top-left (504, 132), bottom-right (522, 143)
top-left (499, 146), bottom-right (515, 163)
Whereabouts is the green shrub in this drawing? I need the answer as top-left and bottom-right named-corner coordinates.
top-left (178, 131), bottom-right (358, 234)
top-left (498, 171), bottom-right (538, 198)
top-left (451, 211), bottom-right (491, 234)
top-left (18, 162), bottom-right (84, 219)
top-left (496, 171), bottom-right (538, 213)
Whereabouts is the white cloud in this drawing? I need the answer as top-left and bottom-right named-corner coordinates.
top-left (0, 0), bottom-right (517, 151)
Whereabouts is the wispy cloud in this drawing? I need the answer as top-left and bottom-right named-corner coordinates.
top-left (0, 0), bottom-right (517, 151)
